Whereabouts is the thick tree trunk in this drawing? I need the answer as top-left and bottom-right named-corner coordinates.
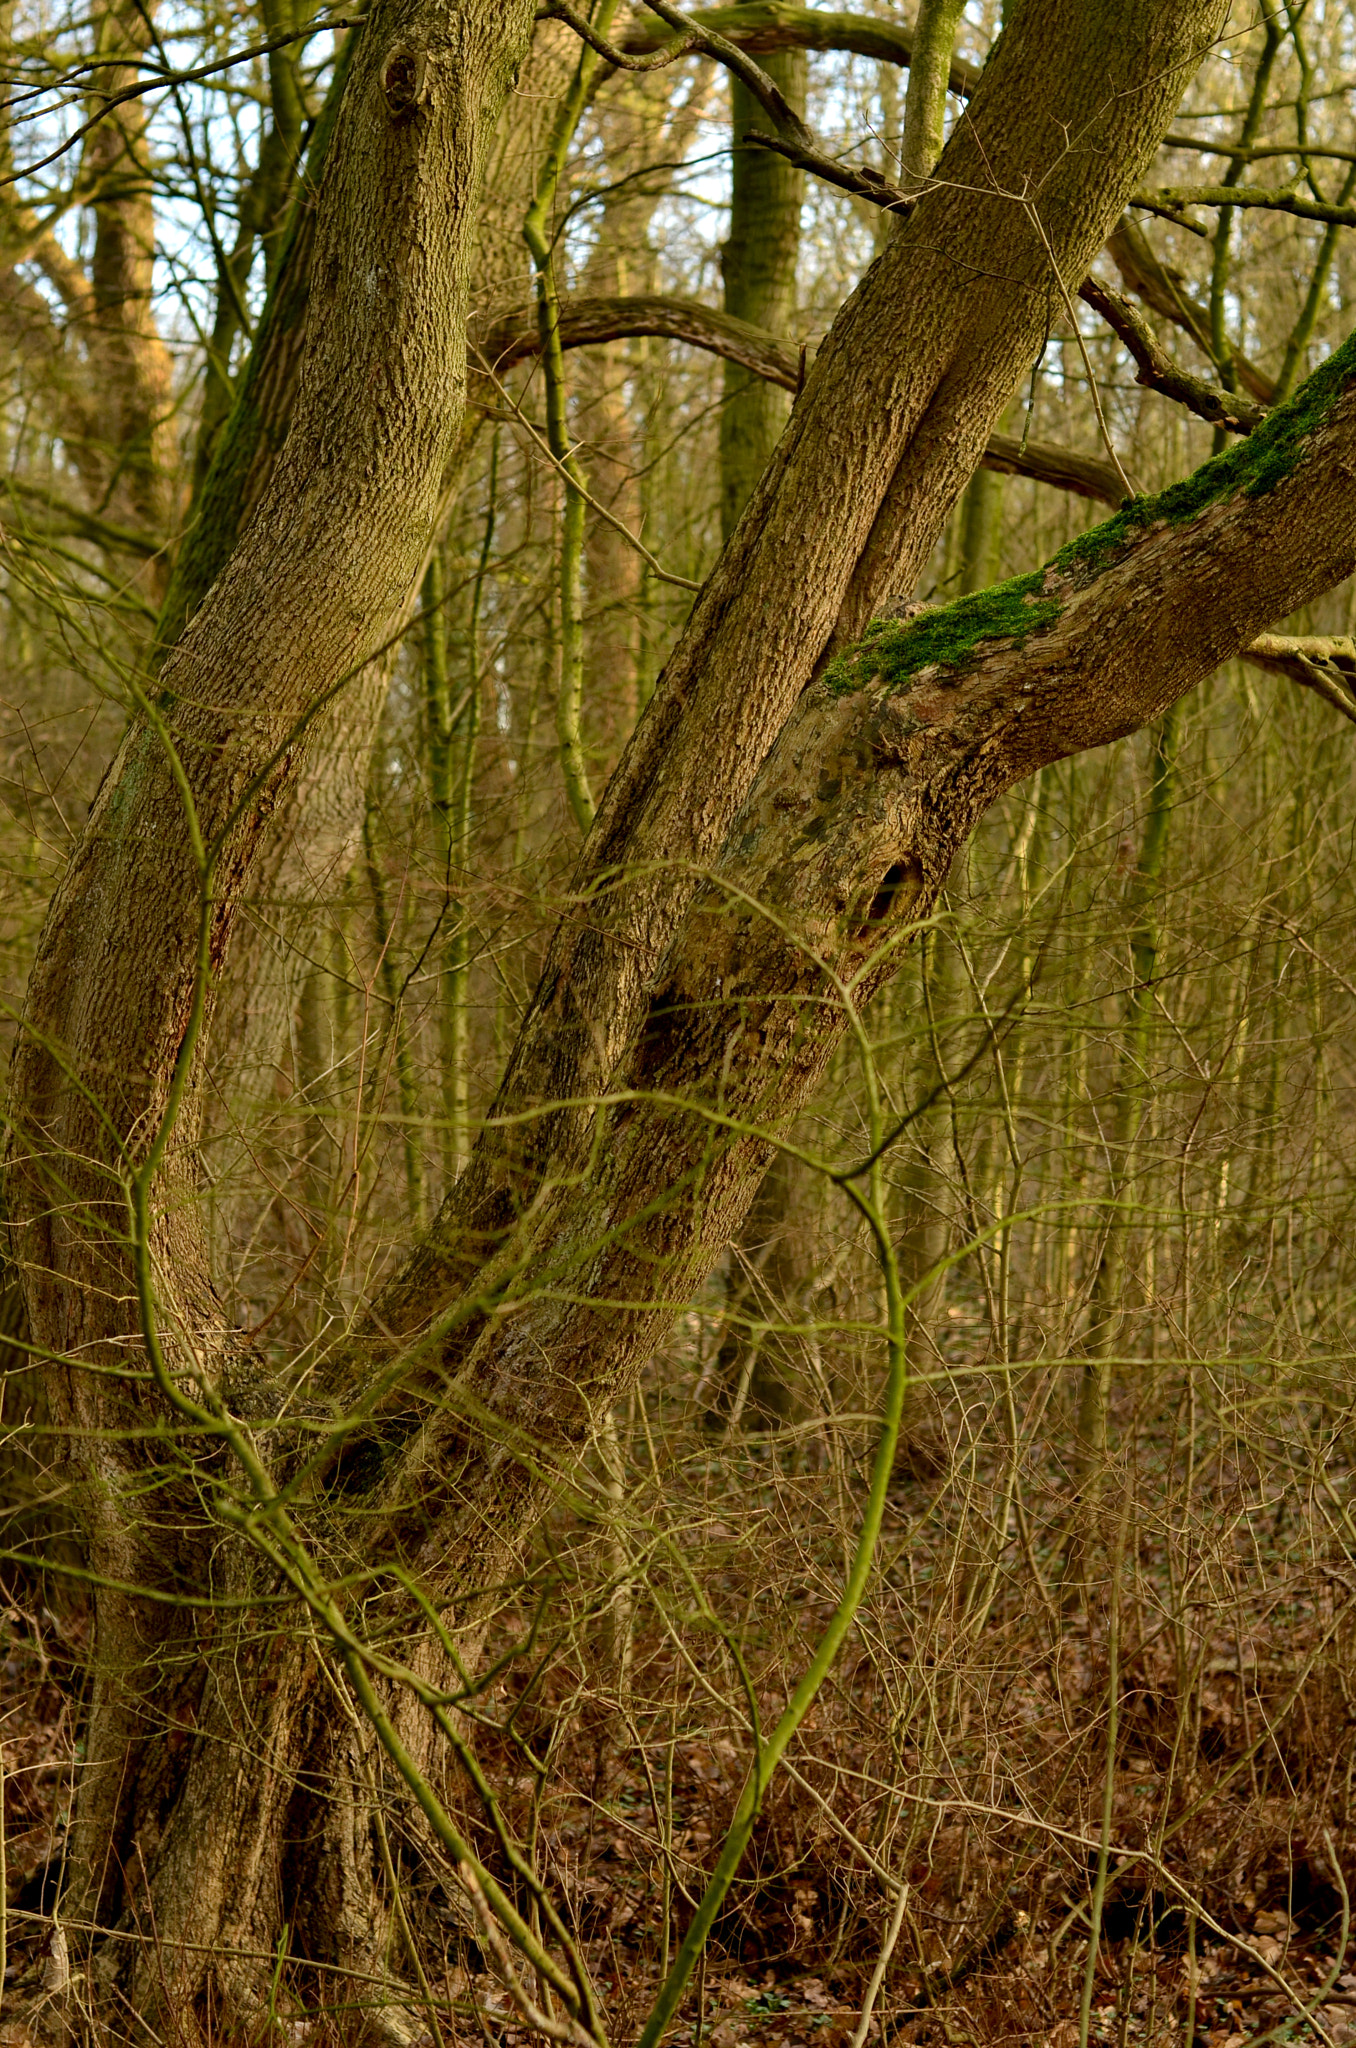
top-left (17, 5), bottom-right (1318, 2036)
top-left (6, 0), bottom-right (534, 2023)
top-left (367, 348), bottom-right (1356, 1630)
top-left (371, 0), bottom-right (1230, 1353)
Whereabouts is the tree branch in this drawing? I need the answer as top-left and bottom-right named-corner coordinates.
top-left (614, 2), bottom-right (981, 92)
top-left (1140, 181), bottom-right (1356, 230)
top-left (1106, 214), bottom-right (1276, 404)
top-left (473, 291), bottom-right (1134, 505)
top-left (1244, 633), bottom-right (1356, 725)
top-left (367, 337), bottom-right (1356, 1619)
top-left (742, 126), bottom-right (913, 212)
top-left (1079, 274), bottom-right (1265, 435)
top-left (630, 0), bottom-right (814, 146)
top-left (2, 476), bottom-right (163, 557)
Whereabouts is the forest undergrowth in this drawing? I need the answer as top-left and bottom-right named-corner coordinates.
top-left (6, 1347), bottom-right (1356, 2048)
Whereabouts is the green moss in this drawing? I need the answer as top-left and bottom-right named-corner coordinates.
top-left (1056, 325), bottom-right (1356, 578)
top-left (830, 329), bottom-right (1356, 698)
top-left (823, 570), bottom-right (1061, 696)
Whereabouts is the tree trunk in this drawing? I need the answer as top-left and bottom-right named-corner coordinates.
top-left (372, 0), bottom-right (1230, 1362)
top-left (6, 0), bottom-right (535, 2023)
top-left (363, 343), bottom-right (1356, 1654)
top-left (15, 2), bottom-right (1297, 2032)
top-left (719, 47), bottom-right (804, 541)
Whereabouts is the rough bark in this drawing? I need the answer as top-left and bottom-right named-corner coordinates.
top-left (719, 46), bottom-right (804, 539)
top-left (6, 0), bottom-right (535, 2020)
top-left (478, 291), bottom-right (1137, 504)
top-left (373, 0), bottom-right (1230, 1355)
top-left (368, 345), bottom-right (1356, 1627)
top-left (16, 2), bottom-right (1307, 2029)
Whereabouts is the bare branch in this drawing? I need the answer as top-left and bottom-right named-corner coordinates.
top-left (1164, 133), bottom-right (1356, 167)
top-left (474, 291), bottom-right (1134, 504)
top-left (1079, 274), bottom-right (1265, 435)
top-left (634, 0), bottom-right (814, 147)
top-left (1244, 633), bottom-right (1356, 725)
top-left (614, 2), bottom-right (981, 92)
top-left (1140, 181), bottom-right (1356, 230)
top-left (980, 431), bottom-right (1137, 507)
top-left (0, 15), bottom-right (367, 189)
top-left (742, 126), bottom-right (914, 212)
top-left (1106, 215), bottom-right (1276, 404)
top-left (535, 0), bottom-right (707, 72)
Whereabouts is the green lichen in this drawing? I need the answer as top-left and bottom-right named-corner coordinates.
top-left (829, 327), bottom-right (1356, 698)
top-left (823, 570), bottom-right (1061, 696)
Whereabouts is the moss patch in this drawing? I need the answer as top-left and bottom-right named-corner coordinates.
top-left (824, 571), bottom-right (1062, 697)
top-left (829, 328), bottom-right (1356, 697)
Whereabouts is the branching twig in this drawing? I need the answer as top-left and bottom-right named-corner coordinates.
top-left (459, 1866), bottom-right (599, 2048)
top-left (743, 127), bottom-right (914, 213)
top-left (1079, 274), bottom-right (1265, 434)
top-left (636, 0), bottom-right (814, 146)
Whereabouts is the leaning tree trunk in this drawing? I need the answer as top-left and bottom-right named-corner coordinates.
top-left (359, 342), bottom-right (1356, 1658)
top-left (370, 0), bottom-right (1229, 1377)
top-left (6, 0), bottom-right (535, 2026)
top-left (7, 0), bottom-right (1237, 2032)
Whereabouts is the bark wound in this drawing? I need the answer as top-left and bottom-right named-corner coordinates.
top-left (858, 853), bottom-right (923, 937)
top-left (382, 45), bottom-right (427, 119)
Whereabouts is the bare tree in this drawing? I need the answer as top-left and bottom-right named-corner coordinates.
top-left (17, 0), bottom-right (1356, 2035)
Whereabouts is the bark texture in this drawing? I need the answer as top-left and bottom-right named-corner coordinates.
top-left (719, 47), bottom-right (804, 539)
top-left (7, 0), bottom-right (535, 2020)
top-left (23, 4), bottom-right (1329, 2033)
top-left (372, 0), bottom-right (1230, 1355)
top-left (366, 346), bottom-right (1356, 1631)
top-left (478, 292), bottom-right (1136, 504)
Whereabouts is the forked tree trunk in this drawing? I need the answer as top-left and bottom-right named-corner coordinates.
top-left (7, 1), bottom-right (1264, 2035)
top-left (355, 349), bottom-right (1356, 1642)
top-left (372, 0), bottom-right (1228, 1368)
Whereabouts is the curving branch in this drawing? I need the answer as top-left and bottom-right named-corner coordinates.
top-left (1079, 274), bottom-right (1265, 435)
top-left (741, 126), bottom-right (913, 211)
top-left (614, 2), bottom-right (981, 92)
top-left (473, 291), bottom-right (1137, 506)
top-left (614, 0), bottom-right (814, 145)
top-left (1106, 215), bottom-right (1276, 405)
top-left (537, 0), bottom-right (711, 70)
top-left (475, 289), bottom-right (801, 387)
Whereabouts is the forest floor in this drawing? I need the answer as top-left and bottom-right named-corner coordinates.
top-left (4, 1383), bottom-right (1356, 2048)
